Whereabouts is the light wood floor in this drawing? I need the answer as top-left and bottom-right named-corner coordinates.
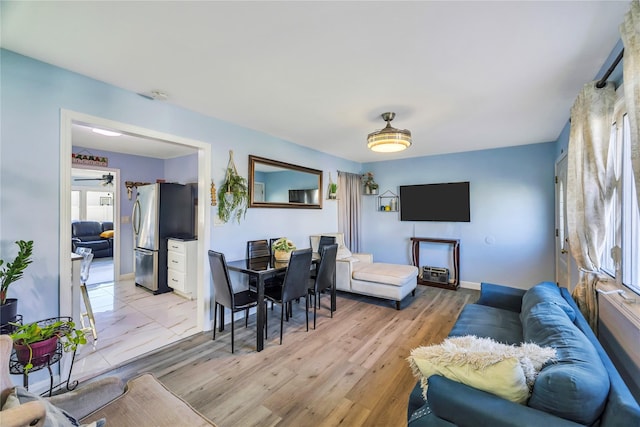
top-left (90, 285), bottom-right (478, 427)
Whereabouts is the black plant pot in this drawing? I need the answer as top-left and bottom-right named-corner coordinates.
top-left (0, 298), bottom-right (19, 334)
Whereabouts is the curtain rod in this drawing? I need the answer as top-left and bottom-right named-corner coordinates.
top-left (596, 48), bottom-right (624, 89)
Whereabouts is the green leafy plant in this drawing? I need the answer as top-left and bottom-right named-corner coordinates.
top-left (272, 238), bottom-right (296, 253)
top-left (329, 182), bottom-right (338, 194)
top-left (0, 240), bottom-right (34, 304)
top-left (10, 319), bottom-right (86, 374)
top-left (362, 171), bottom-right (378, 190)
top-left (217, 166), bottom-right (249, 223)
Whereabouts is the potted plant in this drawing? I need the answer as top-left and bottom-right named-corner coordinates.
top-left (272, 238), bottom-right (297, 261)
top-left (362, 172), bottom-right (378, 194)
top-left (217, 152), bottom-right (248, 223)
top-left (0, 240), bottom-right (34, 334)
top-left (10, 318), bottom-right (86, 374)
top-left (328, 182), bottom-right (338, 200)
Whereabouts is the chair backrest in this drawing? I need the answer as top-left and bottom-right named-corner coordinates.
top-left (269, 237), bottom-right (284, 255)
top-left (281, 248), bottom-right (313, 303)
top-left (314, 244), bottom-right (337, 293)
top-left (318, 235), bottom-right (336, 255)
top-left (208, 250), bottom-right (234, 308)
top-left (75, 247), bottom-right (94, 283)
top-left (247, 240), bottom-right (270, 259)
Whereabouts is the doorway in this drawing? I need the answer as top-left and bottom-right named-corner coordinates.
top-left (60, 110), bottom-right (212, 379)
top-left (72, 167), bottom-right (117, 285)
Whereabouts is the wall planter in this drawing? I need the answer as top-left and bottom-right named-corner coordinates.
top-left (217, 150), bottom-right (248, 223)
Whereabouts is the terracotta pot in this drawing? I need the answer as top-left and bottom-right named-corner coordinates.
top-left (274, 250), bottom-right (292, 262)
top-left (14, 336), bottom-right (59, 366)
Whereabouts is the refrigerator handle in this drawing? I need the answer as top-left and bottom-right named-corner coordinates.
top-left (132, 199), bottom-right (141, 235)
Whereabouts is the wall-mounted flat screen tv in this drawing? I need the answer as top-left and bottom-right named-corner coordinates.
top-left (400, 182), bottom-right (470, 222)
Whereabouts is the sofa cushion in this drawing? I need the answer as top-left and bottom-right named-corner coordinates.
top-left (449, 304), bottom-right (523, 345)
top-left (310, 233), bottom-right (352, 259)
top-left (352, 262), bottom-right (417, 286)
top-left (100, 230), bottom-right (114, 238)
top-left (2, 386), bottom-right (106, 427)
top-left (72, 221), bottom-right (103, 240)
top-left (408, 336), bottom-right (555, 404)
top-left (521, 282), bottom-right (576, 322)
top-left (523, 302), bottom-right (610, 425)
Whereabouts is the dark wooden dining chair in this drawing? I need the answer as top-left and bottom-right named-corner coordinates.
top-left (208, 250), bottom-right (259, 353)
top-left (264, 248), bottom-right (313, 345)
top-left (308, 243), bottom-right (337, 329)
top-left (246, 239), bottom-right (270, 289)
top-left (318, 235), bottom-right (336, 255)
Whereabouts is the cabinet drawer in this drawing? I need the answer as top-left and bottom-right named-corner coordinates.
top-left (167, 239), bottom-right (186, 254)
top-left (167, 251), bottom-right (186, 272)
top-left (167, 269), bottom-right (186, 292)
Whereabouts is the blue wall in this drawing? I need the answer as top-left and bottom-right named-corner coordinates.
top-left (0, 49), bottom-right (359, 323)
top-left (0, 47), bottom-right (562, 319)
top-left (361, 142), bottom-right (557, 288)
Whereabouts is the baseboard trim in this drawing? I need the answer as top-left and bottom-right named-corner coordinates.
top-left (460, 281), bottom-right (480, 291)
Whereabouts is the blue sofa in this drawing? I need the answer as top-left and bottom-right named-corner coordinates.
top-left (407, 282), bottom-right (640, 426)
top-left (71, 220), bottom-right (113, 258)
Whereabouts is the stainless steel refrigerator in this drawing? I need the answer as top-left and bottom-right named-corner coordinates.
top-left (133, 183), bottom-right (195, 294)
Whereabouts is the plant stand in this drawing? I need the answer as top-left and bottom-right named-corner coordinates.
top-left (8, 316), bottom-right (79, 396)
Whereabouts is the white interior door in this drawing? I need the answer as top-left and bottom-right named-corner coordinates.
top-left (555, 154), bottom-right (570, 288)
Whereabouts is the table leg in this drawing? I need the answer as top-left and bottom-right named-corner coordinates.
top-left (257, 275), bottom-right (265, 352)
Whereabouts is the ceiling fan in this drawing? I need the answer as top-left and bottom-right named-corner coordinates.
top-left (74, 173), bottom-right (114, 186)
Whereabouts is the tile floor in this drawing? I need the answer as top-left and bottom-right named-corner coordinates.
top-left (71, 271), bottom-right (198, 382)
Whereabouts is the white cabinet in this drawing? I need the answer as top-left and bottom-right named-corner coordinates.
top-left (167, 238), bottom-right (197, 299)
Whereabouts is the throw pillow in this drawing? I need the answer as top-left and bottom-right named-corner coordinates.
top-left (2, 387), bottom-right (106, 427)
top-left (408, 335), bottom-right (556, 404)
top-left (100, 230), bottom-right (114, 238)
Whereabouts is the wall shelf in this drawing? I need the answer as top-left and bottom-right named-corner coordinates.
top-left (377, 190), bottom-right (398, 212)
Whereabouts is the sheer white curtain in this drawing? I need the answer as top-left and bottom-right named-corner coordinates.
top-left (621, 0), bottom-right (640, 207)
top-left (567, 82), bottom-right (616, 332)
top-left (337, 171), bottom-right (362, 252)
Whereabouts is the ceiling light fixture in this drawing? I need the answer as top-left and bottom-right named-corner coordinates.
top-left (92, 128), bottom-right (122, 137)
top-left (367, 112), bottom-right (412, 153)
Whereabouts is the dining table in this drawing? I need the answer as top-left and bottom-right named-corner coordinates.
top-left (226, 253), bottom-right (326, 352)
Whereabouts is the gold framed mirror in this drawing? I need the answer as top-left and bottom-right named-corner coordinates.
top-left (249, 155), bottom-right (323, 209)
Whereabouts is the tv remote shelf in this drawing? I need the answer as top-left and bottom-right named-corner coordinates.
top-left (410, 237), bottom-right (460, 290)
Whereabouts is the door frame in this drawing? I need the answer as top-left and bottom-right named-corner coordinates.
top-left (59, 110), bottom-right (212, 332)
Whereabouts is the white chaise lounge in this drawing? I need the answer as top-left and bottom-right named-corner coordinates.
top-left (310, 233), bottom-right (418, 309)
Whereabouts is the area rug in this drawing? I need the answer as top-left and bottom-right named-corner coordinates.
top-left (80, 373), bottom-right (216, 426)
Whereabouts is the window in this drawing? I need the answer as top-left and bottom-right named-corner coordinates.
top-left (603, 91), bottom-right (640, 295)
top-left (71, 189), bottom-right (114, 223)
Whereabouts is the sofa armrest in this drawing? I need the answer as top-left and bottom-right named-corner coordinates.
top-left (336, 258), bottom-right (353, 291)
top-left (351, 253), bottom-right (373, 263)
top-left (475, 282), bottom-right (525, 313)
top-left (427, 375), bottom-right (583, 427)
top-left (47, 377), bottom-right (125, 420)
top-left (0, 400), bottom-right (46, 427)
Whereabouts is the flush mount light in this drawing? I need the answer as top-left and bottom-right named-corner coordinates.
top-left (367, 112), bottom-right (412, 153)
top-left (92, 128), bottom-right (122, 137)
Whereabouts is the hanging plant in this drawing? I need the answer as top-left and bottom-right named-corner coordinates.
top-left (217, 150), bottom-right (248, 223)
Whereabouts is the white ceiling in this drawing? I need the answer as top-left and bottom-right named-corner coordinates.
top-left (1, 1), bottom-right (630, 163)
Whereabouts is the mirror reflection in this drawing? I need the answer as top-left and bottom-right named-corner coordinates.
top-left (249, 155), bottom-right (323, 209)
